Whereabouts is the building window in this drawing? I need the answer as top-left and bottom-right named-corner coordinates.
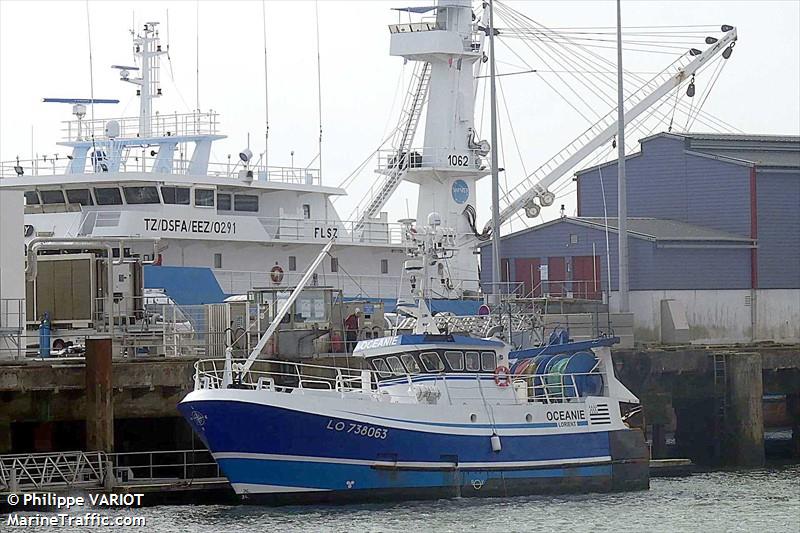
top-left (66, 189), bottom-right (93, 206)
top-left (94, 187), bottom-right (123, 205)
top-left (214, 253), bottom-right (222, 269)
top-left (217, 193), bottom-right (232, 211)
top-left (124, 186), bottom-right (161, 204)
top-left (288, 256), bottom-right (297, 271)
top-left (330, 257), bottom-right (338, 272)
top-left (161, 186), bottom-right (190, 205)
top-left (302, 204), bottom-right (311, 219)
top-left (570, 234), bottom-right (578, 244)
top-left (381, 259), bottom-right (389, 274)
top-left (40, 190), bottom-right (66, 204)
top-left (234, 194), bottom-right (259, 212)
top-left (195, 188), bottom-right (215, 207)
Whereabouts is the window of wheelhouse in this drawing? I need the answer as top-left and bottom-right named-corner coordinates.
top-left (39, 190), bottom-right (66, 204)
top-left (400, 353), bottom-right (421, 374)
top-left (419, 351), bottom-right (445, 372)
top-left (161, 186), bottom-right (190, 205)
top-left (444, 351), bottom-right (464, 371)
top-left (93, 187), bottom-right (122, 205)
top-left (217, 193), bottom-right (232, 211)
top-left (195, 188), bottom-right (215, 207)
top-left (481, 352), bottom-right (497, 371)
top-left (66, 189), bottom-right (93, 206)
top-left (465, 351), bottom-right (480, 371)
top-left (371, 358), bottom-right (391, 378)
top-left (24, 191), bottom-right (39, 205)
top-left (123, 186), bottom-right (160, 204)
top-left (386, 356), bottom-right (405, 376)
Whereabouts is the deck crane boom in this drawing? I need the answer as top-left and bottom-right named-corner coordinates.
top-left (485, 26), bottom-right (737, 233)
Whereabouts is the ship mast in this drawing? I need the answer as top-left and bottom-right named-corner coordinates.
top-left (117, 22), bottom-right (167, 138)
top-left (488, 0), bottom-right (501, 298)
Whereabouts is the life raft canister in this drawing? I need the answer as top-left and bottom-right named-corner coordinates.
top-left (494, 365), bottom-right (511, 387)
top-left (270, 264), bottom-right (284, 285)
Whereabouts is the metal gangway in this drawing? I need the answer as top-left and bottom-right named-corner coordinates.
top-left (0, 451), bottom-right (108, 493)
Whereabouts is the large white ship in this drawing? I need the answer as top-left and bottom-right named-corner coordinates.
top-left (0, 16), bottom-right (492, 308)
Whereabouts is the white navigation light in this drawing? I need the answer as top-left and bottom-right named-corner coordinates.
top-left (239, 148), bottom-right (253, 163)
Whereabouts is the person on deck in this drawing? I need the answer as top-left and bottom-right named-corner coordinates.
top-left (344, 308), bottom-right (362, 352)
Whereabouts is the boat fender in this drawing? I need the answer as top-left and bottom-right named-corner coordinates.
top-left (490, 433), bottom-right (502, 453)
top-left (493, 365), bottom-right (511, 387)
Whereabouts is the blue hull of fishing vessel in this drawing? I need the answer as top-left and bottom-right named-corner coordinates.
top-left (179, 333), bottom-right (649, 504)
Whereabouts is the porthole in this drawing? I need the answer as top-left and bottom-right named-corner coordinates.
top-left (470, 414), bottom-right (477, 423)
top-left (525, 413), bottom-right (533, 423)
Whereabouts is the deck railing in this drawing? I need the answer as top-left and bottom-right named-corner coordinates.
top-left (192, 357), bottom-right (603, 405)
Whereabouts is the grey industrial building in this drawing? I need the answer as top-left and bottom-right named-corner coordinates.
top-left (480, 132), bottom-right (800, 343)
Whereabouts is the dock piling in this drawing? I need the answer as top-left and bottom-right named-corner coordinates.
top-left (85, 336), bottom-right (114, 452)
top-left (724, 352), bottom-right (765, 466)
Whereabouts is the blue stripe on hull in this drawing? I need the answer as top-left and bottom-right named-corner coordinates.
top-left (179, 399), bottom-right (611, 464)
top-left (219, 457), bottom-right (612, 492)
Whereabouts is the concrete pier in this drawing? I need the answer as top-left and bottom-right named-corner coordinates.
top-left (724, 353), bottom-right (765, 466)
top-left (85, 337), bottom-right (114, 452)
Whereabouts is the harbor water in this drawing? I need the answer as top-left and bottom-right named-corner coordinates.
top-left (6, 465), bottom-right (798, 532)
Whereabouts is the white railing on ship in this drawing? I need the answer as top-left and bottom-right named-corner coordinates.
top-left (61, 111), bottom-right (220, 142)
top-left (2, 156), bottom-right (320, 185)
top-left (194, 358), bottom-right (373, 395)
top-left (193, 358), bottom-right (603, 405)
top-left (374, 147), bottom-right (486, 174)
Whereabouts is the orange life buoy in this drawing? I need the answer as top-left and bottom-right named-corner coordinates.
top-left (270, 265), bottom-right (284, 285)
top-left (494, 365), bottom-right (511, 387)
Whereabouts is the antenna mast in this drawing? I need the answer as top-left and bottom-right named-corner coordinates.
top-left (262, 0), bottom-right (270, 168)
top-left (118, 22), bottom-right (166, 137)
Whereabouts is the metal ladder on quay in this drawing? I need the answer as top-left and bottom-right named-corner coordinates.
top-left (712, 352), bottom-right (729, 461)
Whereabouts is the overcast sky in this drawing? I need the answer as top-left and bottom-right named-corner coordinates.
top-left (1, 0), bottom-right (798, 231)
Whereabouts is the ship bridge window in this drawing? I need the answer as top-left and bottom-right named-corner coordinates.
top-left (400, 353), bottom-right (421, 374)
top-left (161, 186), bottom-right (190, 205)
top-left (40, 190), bottom-right (65, 204)
top-left (66, 189), bottom-right (93, 206)
top-left (24, 191), bottom-right (39, 205)
top-left (124, 186), bottom-right (160, 204)
top-left (234, 194), bottom-right (259, 212)
top-left (465, 351), bottom-right (480, 371)
top-left (444, 351), bottom-right (464, 371)
top-left (481, 352), bottom-right (497, 371)
top-left (420, 351), bottom-right (445, 373)
top-left (371, 358), bottom-right (391, 378)
top-left (217, 193), bottom-right (232, 211)
top-left (195, 188), bottom-right (215, 207)
top-left (94, 187), bottom-right (123, 205)
top-left (386, 356), bottom-right (406, 376)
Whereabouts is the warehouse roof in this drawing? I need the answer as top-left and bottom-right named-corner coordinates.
top-left (577, 132), bottom-right (800, 174)
top-left (576, 217), bottom-right (755, 242)
top-left (482, 217), bottom-right (755, 246)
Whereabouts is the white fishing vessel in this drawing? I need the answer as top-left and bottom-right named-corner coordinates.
top-left (179, 211), bottom-right (648, 503)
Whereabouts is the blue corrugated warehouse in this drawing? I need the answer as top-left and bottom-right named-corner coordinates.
top-left (480, 133), bottom-right (800, 343)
